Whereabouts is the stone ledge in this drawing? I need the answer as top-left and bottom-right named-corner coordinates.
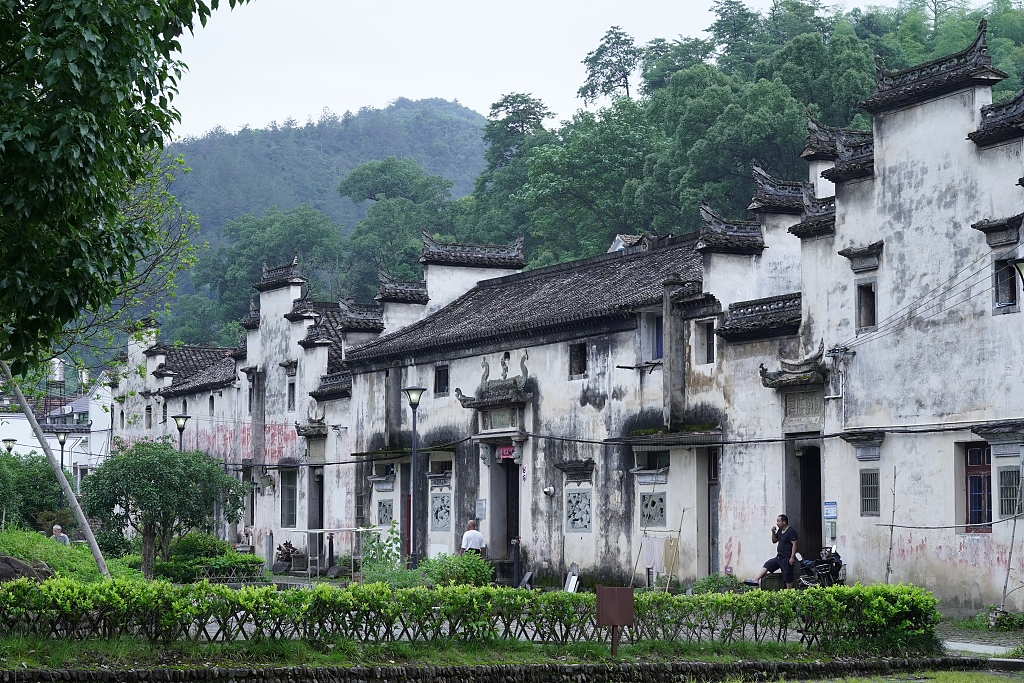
top-left (0, 656), bottom-right (983, 682)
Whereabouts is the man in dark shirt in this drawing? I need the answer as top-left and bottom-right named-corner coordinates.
top-left (744, 514), bottom-right (799, 588)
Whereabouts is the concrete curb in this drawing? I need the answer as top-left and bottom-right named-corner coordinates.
top-left (0, 656), bottom-right (984, 682)
top-left (988, 658), bottom-right (1024, 672)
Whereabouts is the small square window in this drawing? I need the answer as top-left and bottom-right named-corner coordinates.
top-left (645, 451), bottom-right (669, 470)
top-left (995, 260), bottom-right (1018, 309)
top-left (287, 381), bottom-right (296, 412)
top-left (999, 467), bottom-right (1021, 517)
top-left (434, 366), bottom-right (449, 395)
top-left (857, 282), bottom-right (876, 330)
top-left (695, 320), bottom-right (715, 365)
top-left (569, 343), bottom-right (588, 378)
top-left (860, 469), bottom-right (880, 516)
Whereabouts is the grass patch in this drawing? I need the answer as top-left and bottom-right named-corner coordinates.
top-left (823, 674), bottom-right (1015, 683)
top-left (946, 612), bottom-right (992, 632)
top-left (0, 529), bottom-right (140, 582)
top-left (0, 636), bottom-right (816, 670)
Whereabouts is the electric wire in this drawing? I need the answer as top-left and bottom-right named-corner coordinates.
top-left (839, 245), bottom-right (1018, 351)
top-left (834, 243), bottom-right (1018, 350)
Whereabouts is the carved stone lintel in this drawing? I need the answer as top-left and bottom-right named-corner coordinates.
top-left (555, 459), bottom-right (596, 486)
top-left (972, 421), bottom-right (1024, 456)
top-left (760, 341), bottom-right (829, 389)
top-left (295, 423), bottom-right (328, 438)
top-left (367, 473), bottom-right (396, 492)
top-left (838, 241), bottom-right (884, 273)
top-left (972, 214), bottom-right (1023, 248)
top-left (840, 431), bottom-right (885, 461)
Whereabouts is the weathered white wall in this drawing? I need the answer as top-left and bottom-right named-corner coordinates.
top-left (423, 264), bottom-right (521, 314)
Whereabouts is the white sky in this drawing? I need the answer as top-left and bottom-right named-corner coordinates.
top-left (172, 0), bottom-right (901, 139)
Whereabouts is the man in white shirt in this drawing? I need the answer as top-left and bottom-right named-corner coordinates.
top-left (459, 520), bottom-right (486, 556)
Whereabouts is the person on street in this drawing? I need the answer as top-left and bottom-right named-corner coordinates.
top-left (50, 524), bottom-right (70, 546)
top-left (744, 514), bottom-right (798, 588)
top-left (459, 519), bottom-right (485, 556)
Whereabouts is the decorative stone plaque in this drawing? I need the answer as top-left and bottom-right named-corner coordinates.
top-left (641, 493), bottom-right (667, 527)
top-left (377, 499), bottom-right (394, 526)
top-left (566, 490), bottom-right (592, 532)
top-left (431, 493), bottom-right (452, 531)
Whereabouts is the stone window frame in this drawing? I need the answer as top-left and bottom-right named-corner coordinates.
top-left (161, 402), bottom-right (168, 424)
top-left (431, 492), bottom-right (452, 531)
top-left (859, 468), bottom-right (880, 517)
top-left (855, 276), bottom-right (877, 333)
top-left (993, 258), bottom-right (1020, 314)
top-left (287, 381), bottom-right (296, 412)
top-left (280, 468), bottom-right (298, 529)
top-left (145, 404), bottom-right (153, 429)
top-left (640, 492), bottom-right (667, 527)
top-left (377, 499), bottom-right (394, 527)
top-left (433, 364), bottom-right (450, 397)
top-left (565, 488), bottom-right (593, 532)
top-left (998, 466), bottom-right (1022, 518)
top-left (694, 319), bottom-right (716, 365)
top-left (568, 342), bottom-right (588, 380)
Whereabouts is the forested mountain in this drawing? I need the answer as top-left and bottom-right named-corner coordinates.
top-left (161, 0), bottom-right (1024, 347)
top-left (167, 98), bottom-right (487, 241)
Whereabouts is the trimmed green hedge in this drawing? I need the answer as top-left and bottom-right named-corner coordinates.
top-left (0, 579), bottom-right (938, 653)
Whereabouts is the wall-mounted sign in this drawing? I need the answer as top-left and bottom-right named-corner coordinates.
top-left (475, 498), bottom-right (486, 520)
top-left (824, 501), bottom-right (838, 519)
top-left (498, 445), bottom-right (515, 459)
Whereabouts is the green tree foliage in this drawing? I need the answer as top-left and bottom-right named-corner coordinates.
top-left (0, 451), bottom-right (67, 531)
top-left (164, 205), bottom-right (344, 345)
top-left (0, 0), bottom-right (246, 373)
top-left (578, 26), bottom-right (644, 102)
top-left (524, 98), bottom-right (664, 263)
top-left (166, 99), bottom-right (486, 243)
top-left (81, 438), bottom-right (247, 579)
top-left (338, 158), bottom-right (457, 302)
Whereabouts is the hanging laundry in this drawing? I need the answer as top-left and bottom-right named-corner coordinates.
top-left (641, 536), bottom-right (666, 572)
top-left (664, 538), bottom-right (680, 577)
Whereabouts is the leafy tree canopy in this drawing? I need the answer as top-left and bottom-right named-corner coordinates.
top-left (578, 26), bottom-right (644, 103)
top-left (81, 438), bottom-right (247, 578)
top-left (0, 0), bottom-right (247, 373)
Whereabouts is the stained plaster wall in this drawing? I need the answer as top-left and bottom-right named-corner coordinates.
top-left (423, 264), bottom-right (521, 314)
top-left (349, 318), bottom-right (676, 582)
top-left (804, 84), bottom-right (1024, 608)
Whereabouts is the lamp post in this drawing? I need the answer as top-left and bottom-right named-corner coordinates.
top-left (54, 431), bottom-right (69, 508)
top-left (402, 386), bottom-right (426, 568)
top-left (2, 439), bottom-right (14, 454)
top-left (172, 414), bottom-right (190, 452)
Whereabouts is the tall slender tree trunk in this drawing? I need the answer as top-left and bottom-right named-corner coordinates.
top-left (0, 360), bottom-right (109, 578)
top-left (141, 522), bottom-right (157, 580)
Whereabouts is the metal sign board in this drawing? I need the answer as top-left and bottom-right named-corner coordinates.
top-left (824, 501), bottom-right (838, 519)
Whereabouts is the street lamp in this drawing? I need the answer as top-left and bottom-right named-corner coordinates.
top-left (55, 430), bottom-right (69, 508)
top-left (402, 386), bottom-right (426, 568)
top-left (171, 414), bottom-right (190, 452)
top-left (2, 439), bottom-right (14, 454)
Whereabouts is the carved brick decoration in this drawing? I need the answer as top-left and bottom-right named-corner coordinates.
top-left (784, 391), bottom-right (823, 425)
top-left (566, 490), bottom-right (592, 531)
top-left (431, 493), bottom-right (452, 531)
top-left (838, 241), bottom-right (884, 273)
top-left (378, 499), bottom-right (394, 526)
top-left (641, 493), bottom-right (667, 527)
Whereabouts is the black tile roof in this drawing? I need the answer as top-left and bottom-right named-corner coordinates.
top-left (376, 271), bottom-right (429, 304)
top-left (789, 188), bottom-right (836, 239)
top-left (285, 293), bottom-right (340, 322)
top-left (241, 299), bottom-right (260, 330)
top-left (717, 292), bottom-right (802, 342)
top-left (310, 371), bottom-right (353, 400)
top-left (820, 139), bottom-right (874, 183)
top-left (696, 202), bottom-right (764, 254)
top-left (345, 235), bottom-right (702, 365)
top-left (420, 232), bottom-right (527, 269)
top-left (747, 160), bottom-right (805, 215)
top-left (145, 344), bottom-right (234, 377)
top-left (861, 20), bottom-right (1006, 114)
top-left (254, 253), bottom-right (307, 292)
top-left (800, 115), bottom-right (872, 161)
top-left (300, 300), bottom-right (384, 372)
top-left (160, 356), bottom-right (237, 398)
top-left (969, 90), bottom-right (1024, 147)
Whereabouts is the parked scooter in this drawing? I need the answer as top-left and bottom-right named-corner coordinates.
top-left (795, 545), bottom-right (845, 588)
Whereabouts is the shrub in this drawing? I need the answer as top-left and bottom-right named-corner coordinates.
top-left (690, 572), bottom-right (742, 594)
top-left (361, 565), bottom-right (430, 589)
top-left (154, 550), bottom-right (265, 584)
top-left (0, 577), bottom-right (940, 654)
top-left (95, 529), bottom-right (134, 558)
top-left (419, 553), bottom-right (494, 586)
top-left (171, 532), bottom-right (231, 562)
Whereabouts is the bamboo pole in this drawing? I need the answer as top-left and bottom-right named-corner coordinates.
top-left (884, 466), bottom-right (898, 584)
top-left (1, 360), bottom-right (109, 578)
